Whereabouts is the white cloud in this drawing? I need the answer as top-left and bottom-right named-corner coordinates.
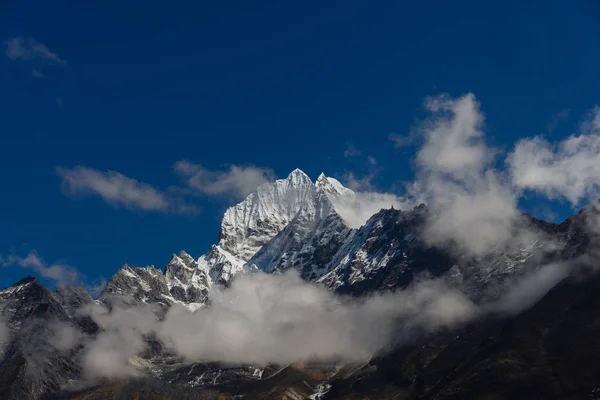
top-left (79, 303), bottom-right (158, 379)
top-left (416, 93), bottom-right (488, 176)
top-left (0, 250), bottom-right (80, 287)
top-left (406, 93), bottom-right (520, 256)
top-left (5, 37), bottom-right (66, 65)
top-left (174, 160), bottom-right (274, 200)
top-left (330, 191), bottom-right (415, 228)
top-left (78, 271), bottom-right (474, 374)
top-left (342, 171), bottom-right (375, 192)
top-left (508, 108), bottom-right (600, 206)
top-left (57, 166), bottom-right (175, 212)
top-left (159, 272), bottom-right (475, 365)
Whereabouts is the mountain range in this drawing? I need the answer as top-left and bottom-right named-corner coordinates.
top-left (1, 169), bottom-right (599, 399)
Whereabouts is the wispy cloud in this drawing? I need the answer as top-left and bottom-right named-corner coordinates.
top-left (388, 131), bottom-right (418, 148)
top-left (173, 161), bottom-right (274, 200)
top-left (5, 37), bottom-right (66, 65)
top-left (546, 109), bottom-right (570, 133)
top-left (343, 144), bottom-right (362, 158)
top-left (32, 68), bottom-right (45, 78)
top-left (0, 250), bottom-right (79, 287)
top-left (57, 166), bottom-right (197, 214)
top-left (342, 171), bottom-right (375, 191)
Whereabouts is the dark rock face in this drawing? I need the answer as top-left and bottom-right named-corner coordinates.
top-left (0, 279), bottom-right (84, 400)
top-left (324, 270), bottom-right (600, 400)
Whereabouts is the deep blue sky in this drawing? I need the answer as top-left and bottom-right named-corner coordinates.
top-left (1, 0), bottom-right (599, 289)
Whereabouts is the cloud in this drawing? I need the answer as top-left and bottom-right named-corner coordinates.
top-left (330, 191), bottom-right (415, 228)
top-left (32, 68), bottom-right (45, 78)
top-left (343, 144), bottom-right (362, 158)
top-left (0, 250), bottom-right (80, 287)
top-left (87, 278), bottom-right (107, 298)
top-left (416, 93), bottom-right (488, 175)
top-left (547, 109), bottom-right (570, 133)
top-left (79, 303), bottom-right (158, 379)
top-left (71, 261), bottom-right (580, 379)
top-left (342, 171), bottom-right (375, 192)
top-left (508, 108), bottom-right (600, 206)
top-left (487, 262), bottom-right (570, 315)
top-left (389, 132), bottom-right (418, 148)
top-left (174, 161), bottom-right (274, 200)
top-left (57, 166), bottom-right (186, 213)
top-left (49, 322), bottom-right (85, 352)
top-left (75, 271), bottom-right (474, 376)
top-left (5, 37), bottom-right (66, 65)
top-left (159, 272), bottom-right (475, 365)
top-left (404, 93), bottom-right (521, 256)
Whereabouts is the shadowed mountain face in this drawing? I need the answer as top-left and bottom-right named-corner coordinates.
top-left (2, 172), bottom-right (600, 399)
top-left (325, 270), bottom-right (600, 400)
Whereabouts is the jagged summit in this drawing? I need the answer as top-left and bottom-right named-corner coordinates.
top-left (203, 168), bottom-right (357, 284)
top-left (100, 252), bottom-right (209, 311)
top-left (316, 173), bottom-right (354, 198)
top-left (286, 168), bottom-right (312, 186)
top-left (216, 168), bottom-right (317, 264)
top-left (11, 275), bottom-right (37, 286)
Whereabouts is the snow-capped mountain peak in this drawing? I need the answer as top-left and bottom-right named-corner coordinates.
top-left (216, 169), bottom-right (316, 263)
top-left (287, 168), bottom-right (313, 186)
top-left (315, 173), bottom-right (354, 199)
top-left (199, 169), bottom-right (360, 284)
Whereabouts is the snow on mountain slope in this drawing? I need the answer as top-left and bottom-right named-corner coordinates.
top-left (218, 168), bottom-right (315, 262)
top-left (205, 169), bottom-right (358, 284)
top-left (100, 250), bottom-right (209, 311)
top-left (318, 205), bottom-right (569, 300)
top-left (247, 184), bottom-right (353, 280)
top-left (315, 173), bottom-right (354, 198)
top-left (204, 169), bottom-right (316, 284)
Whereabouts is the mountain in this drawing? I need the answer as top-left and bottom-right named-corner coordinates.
top-left (205, 169), bottom-right (314, 284)
top-left (0, 277), bottom-right (97, 400)
top-left (2, 169), bottom-right (600, 399)
top-left (100, 169), bottom-right (357, 303)
top-left (100, 251), bottom-right (210, 312)
top-left (325, 264), bottom-right (600, 400)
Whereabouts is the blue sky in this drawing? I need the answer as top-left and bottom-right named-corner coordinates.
top-left (1, 0), bottom-right (600, 290)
